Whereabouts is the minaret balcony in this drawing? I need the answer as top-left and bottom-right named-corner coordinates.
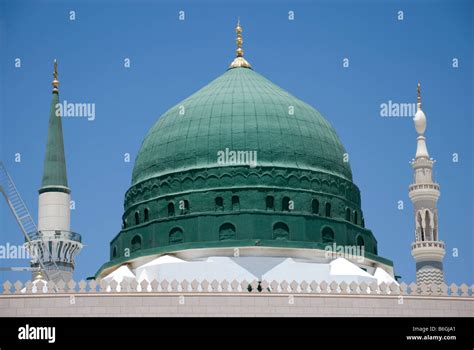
top-left (411, 240), bottom-right (445, 262)
top-left (411, 241), bottom-right (446, 262)
top-left (28, 230), bottom-right (82, 244)
top-left (411, 157), bottom-right (434, 169)
top-left (408, 183), bottom-right (440, 202)
top-left (411, 241), bottom-right (444, 250)
top-left (409, 183), bottom-right (440, 192)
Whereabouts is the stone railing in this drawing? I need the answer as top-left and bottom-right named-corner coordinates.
top-left (1, 279), bottom-right (473, 297)
top-left (411, 241), bottom-right (445, 250)
top-left (28, 230), bottom-right (82, 243)
top-left (409, 183), bottom-right (440, 192)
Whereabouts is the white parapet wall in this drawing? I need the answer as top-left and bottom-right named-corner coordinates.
top-left (0, 279), bottom-right (472, 317)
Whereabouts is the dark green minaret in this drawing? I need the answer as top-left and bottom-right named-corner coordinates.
top-left (33, 60), bottom-right (82, 282)
top-left (39, 59), bottom-right (69, 193)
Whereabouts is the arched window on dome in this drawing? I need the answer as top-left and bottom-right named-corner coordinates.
top-left (219, 223), bottom-right (236, 241)
top-left (123, 219), bottom-right (127, 229)
top-left (215, 197), bottom-right (224, 211)
top-left (273, 222), bottom-right (289, 240)
top-left (322, 227), bottom-right (334, 244)
top-left (144, 208), bottom-right (149, 222)
top-left (325, 202), bottom-right (331, 217)
top-left (112, 246), bottom-right (117, 258)
top-left (282, 197), bottom-right (290, 211)
top-left (266, 196), bottom-right (274, 210)
top-left (134, 212), bottom-right (140, 225)
top-left (353, 211), bottom-right (358, 225)
top-left (312, 199), bottom-right (319, 215)
top-left (169, 227), bottom-right (184, 244)
top-left (356, 235), bottom-right (365, 247)
top-left (131, 235), bottom-right (141, 252)
top-left (168, 203), bottom-right (175, 217)
top-left (361, 216), bottom-right (365, 228)
top-left (232, 196), bottom-right (240, 210)
top-left (345, 208), bottom-right (351, 222)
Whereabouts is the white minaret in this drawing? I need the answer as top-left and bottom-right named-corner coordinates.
top-left (28, 60), bottom-right (82, 282)
top-left (409, 83), bottom-right (445, 285)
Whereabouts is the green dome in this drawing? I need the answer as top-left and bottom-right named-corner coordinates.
top-left (132, 67), bottom-right (352, 185)
top-left (96, 65), bottom-right (393, 278)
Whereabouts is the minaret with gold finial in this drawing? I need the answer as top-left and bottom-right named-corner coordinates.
top-left (409, 83), bottom-right (445, 285)
top-left (28, 59), bottom-right (82, 282)
top-left (229, 18), bottom-right (252, 69)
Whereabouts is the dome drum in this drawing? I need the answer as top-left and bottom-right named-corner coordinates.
top-left (109, 210), bottom-right (385, 264)
top-left (107, 172), bottom-right (386, 266)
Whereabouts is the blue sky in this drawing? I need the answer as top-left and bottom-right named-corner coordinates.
top-left (0, 0), bottom-right (472, 284)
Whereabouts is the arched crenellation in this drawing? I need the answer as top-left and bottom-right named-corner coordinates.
top-left (124, 167), bottom-right (361, 210)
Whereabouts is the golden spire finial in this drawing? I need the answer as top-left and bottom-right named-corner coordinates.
top-left (52, 59), bottom-right (59, 93)
top-left (229, 18), bottom-right (252, 69)
top-left (236, 18), bottom-right (243, 57)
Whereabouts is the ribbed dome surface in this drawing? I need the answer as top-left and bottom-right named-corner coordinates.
top-left (132, 67), bottom-right (352, 185)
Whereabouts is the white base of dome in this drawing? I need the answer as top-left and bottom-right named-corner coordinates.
top-left (102, 250), bottom-right (397, 290)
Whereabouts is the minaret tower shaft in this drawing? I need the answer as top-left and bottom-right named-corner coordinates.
top-left (409, 83), bottom-right (445, 284)
top-left (29, 60), bottom-right (82, 282)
